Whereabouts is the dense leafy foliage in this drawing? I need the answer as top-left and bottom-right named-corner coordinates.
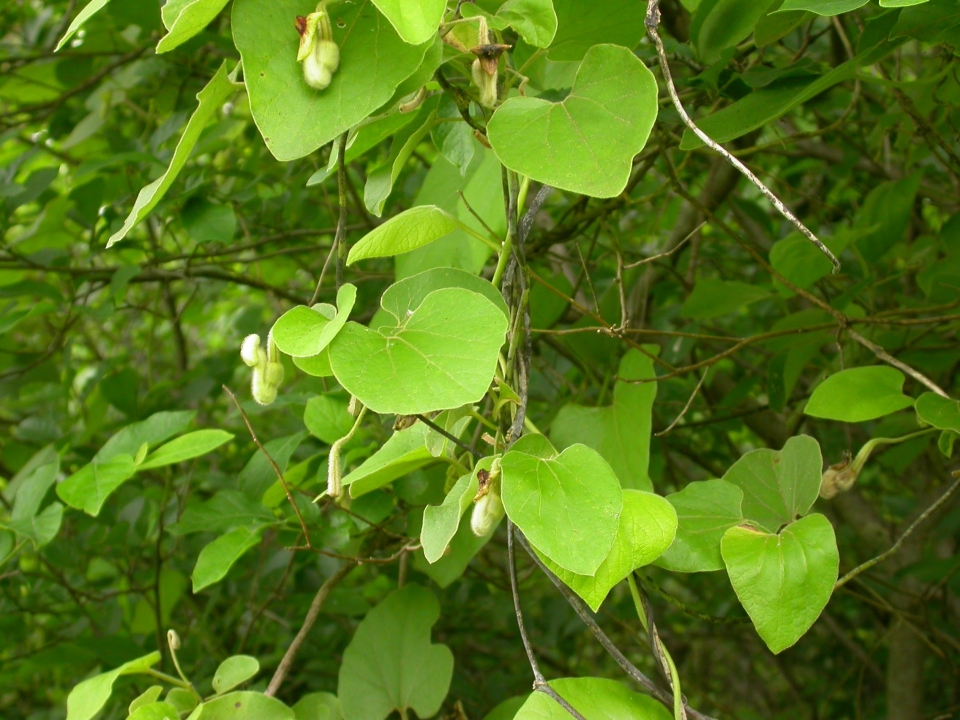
top-left (2, 0), bottom-right (959, 718)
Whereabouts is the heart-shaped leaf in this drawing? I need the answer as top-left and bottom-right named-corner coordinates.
top-left (487, 44), bottom-right (658, 198)
top-left (548, 0), bottom-right (646, 61)
top-left (273, 284), bottom-right (357, 358)
top-left (915, 391), bottom-right (960, 432)
top-left (502, 442), bottom-right (622, 575)
top-left (805, 366), bottom-right (915, 422)
top-left (550, 348), bottom-right (658, 490)
top-left (338, 584), bottom-right (453, 720)
top-left (721, 513), bottom-right (839, 654)
top-left (193, 692), bottom-right (294, 719)
top-left (722, 435), bottom-right (822, 533)
top-left (293, 693), bottom-right (340, 720)
top-left (539, 489), bottom-right (677, 611)
top-left (233, 0), bottom-right (432, 161)
top-left (499, 0), bottom-right (558, 48)
top-left (514, 677), bottom-right (672, 720)
top-left (330, 287), bottom-right (508, 415)
top-left (370, 0), bottom-right (445, 45)
top-left (655, 479), bottom-right (744, 573)
top-left (380, 267), bottom-right (509, 321)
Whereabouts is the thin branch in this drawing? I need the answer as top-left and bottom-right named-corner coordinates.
top-left (507, 522), bottom-right (588, 720)
top-left (223, 385), bottom-right (312, 548)
top-left (623, 223), bottom-right (702, 269)
top-left (836, 474), bottom-right (960, 589)
top-left (846, 328), bottom-right (949, 398)
top-left (415, 414), bottom-right (481, 458)
top-left (264, 563), bottom-right (354, 697)
top-left (643, 0), bottom-right (840, 272)
top-left (656, 369), bottom-right (709, 437)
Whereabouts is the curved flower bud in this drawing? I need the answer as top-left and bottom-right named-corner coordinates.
top-left (295, 4), bottom-right (340, 90)
top-left (471, 488), bottom-right (504, 537)
top-left (240, 333), bottom-right (262, 367)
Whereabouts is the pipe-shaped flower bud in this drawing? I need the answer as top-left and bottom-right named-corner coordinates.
top-left (240, 331), bottom-right (283, 406)
top-left (295, 4), bottom-right (340, 91)
top-left (471, 459), bottom-right (504, 537)
top-left (469, 16), bottom-right (510, 109)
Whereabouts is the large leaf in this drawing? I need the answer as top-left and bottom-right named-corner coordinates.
top-left (57, 455), bottom-right (138, 516)
top-left (915, 392), bottom-right (960, 432)
top-left (338, 584), bottom-right (454, 720)
top-left (421, 461), bottom-right (487, 563)
top-left (550, 348), bottom-right (658, 491)
top-left (65, 652), bottom-right (161, 720)
top-left (488, 44), bottom-right (658, 198)
top-left (233, 0), bottom-right (432, 161)
top-left (156, 0), bottom-right (230, 53)
top-left (272, 284), bottom-right (357, 358)
top-left (192, 527), bottom-right (262, 592)
top-left (369, 0), bottom-right (445, 44)
top-left (722, 513), bottom-right (839, 653)
top-left (805, 366), bottom-right (915, 422)
top-left (499, 0), bottom-right (558, 47)
top-left (548, 0), bottom-right (645, 60)
top-left (777, 0), bottom-right (869, 13)
top-left (722, 435), bottom-right (822, 533)
top-left (347, 206), bottom-right (462, 264)
top-left (138, 430), bottom-right (233, 470)
top-left (107, 62), bottom-right (233, 247)
top-left (293, 693), bottom-right (340, 720)
top-left (501, 442), bottom-right (622, 575)
top-left (539, 490), bottom-right (678, 611)
top-left (330, 287), bottom-right (508, 415)
top-left (380, 267), bottom-right (509, 321)
top-left (514, 677), bottom-right (672, 720)
top-left (656, 479), bottom-right (745, 573)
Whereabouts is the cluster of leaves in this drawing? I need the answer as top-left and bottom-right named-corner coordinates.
top-left (2, 0), bottom-right (960, 718)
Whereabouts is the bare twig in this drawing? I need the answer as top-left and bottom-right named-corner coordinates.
top-left (836, 474), bottom-right (960, 589)
top-left (623, 223), bottom-right (702, 269)
top-left (415, 414), bottom-right (481, 458)
top-left (507, 522), bottom-right (588, 720)
top-left (223, 385), bottom-right (312, 548)
top-left (656, 369), bottom-right (709, 437)
top-left (264, 563), bottom-right (354, 697)
top-left (643, 0), bottom-right (840, 272)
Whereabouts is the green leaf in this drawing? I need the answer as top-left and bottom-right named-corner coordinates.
top-left (233, 0), bottom-right (432, 161)
top-left (854, 174), bottom-right (922, 261)
top-left (488, 44), bottom-right (658, 198)
top-left (483, 696), bottom-right (528, 720)
top-left (414, 513), bottom-right (494, 587)
top-left (293, 693), bottom-right (341, 720)
top-left (370, 0), bottom-right (445, 44)
top-left (548, 0), bottom-right (646, 60)
top-left (192, 527), bottom-right (262, 592)
top-left (273, 284), bottom-right (357, 358)
top-left (721, 513), bottom-right (839, 653)
top-left (681, 278), bottom-right (771, 319)
top-left (879, 0), bottom-right (930, 6)
top-left (3, 502), bottom-right (63, 549)
top-left (138, 430), bottom-right (233, 470)
top-left (502, 442), bottom-right (622, 575)
top-left (338, 585), bottom-right (454, 720)
top-left (769, 232), bottom-right (849, 294)
top-left (304, 395), bottom-right (354, 445)
top-left (294, 349), bottom-right (334, 378)
top-left (212, 655), bottom-right (260, 695)
top-left (107, 62), bottom-right (233, 247)
top-left (722, 435), bottom-right (822, 533)
top-left (174, 490), bottom-right (275, 535)
top-left (539, 490), bottom-right (677, 611)
top-left (499, 0), bottom-right (558, 47)
top-left (380, 267), bottom-right (509, 321)
top-left (754, 0), bottom-right (810, 46)
top-left (95, 411), bottom-right (196, 463)
top-left (515, 677), bottom-right (672, 720)
top-left (65, 652), bottom-right (161, 720)
top-left (363, 106), bottom-right (438, 216)
top-left (421, 461), bottom-right (487, 563)
top-left (56, 0), bottom-right (112, 51)
top-left (805, 366), bottom-right (915, 422)
top-left (655, 479), bottom-right (745, 573)
top-left (916, 392), bottom-right (960, 432)
top-left (57, 455), bottom-right (138, 516)
top-left (347, 206), bottom-right (463, 264)
top-left (166, 689), bottom-right (198, 716)
top-left (695, 0), bottom-right (775, 63)
top-left (190, 692), bottom-right (294, 719)
top-left (550, 348), bottom-right (658, 491)
top-left (11, 458), bottom-right (59, 521)
top-left (129, 686), bottom-right (163, 714)
top-left (129, 702), bottom-right (181, 720)
top-left (239, 432), bottom-right (308, 499)
top-left (330, 287), bottom-right (507, 415)
top-left (776, 0), bottom-right (869, 13)
top-left (182, 199), bottom-right (236, 243)
top-left (156, 0), bottom-right (230, 53)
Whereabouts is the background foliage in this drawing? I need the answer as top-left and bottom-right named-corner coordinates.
top-left (2, 0), bottom-right (960, 718)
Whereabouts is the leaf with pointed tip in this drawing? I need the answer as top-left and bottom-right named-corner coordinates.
top-left (273, 284), bottom-right (357, 358)
top-left (57, 455), bottom-right (138, 516)
top-left (138, 430), bottom-right (233, 469)
top-left (56, 0), bottom-right (112, 51)
top-left (347, 206), bottom-right (462, 264)
top-left (156, 0), bottom-right (230, 53)
top-left (192, 527), bottom-right (262, 592)
top-left (65, 652), bottom-right (161, 720)
top-left (806, 366), bottom-right (915, 422)
top-left (421, 461), bottom-right (490, 563)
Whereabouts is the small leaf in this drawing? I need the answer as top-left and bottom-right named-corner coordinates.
top-left (57, 455), bottom-right (138, 516)
top-left (538, 490), bottom-right (678, 611)
top-left (488, 44), bottom-right (658, 198)
top-left (65, 652), bottom-right (161, 720)
top-left (655, 479), bottom-right (744, 573)
top-left (11, 459), bottom-right (59, 521)
top-left (107, 62), bottom-right (234, 247)
top-left (192, 527), bottom-right (262, 592)
top-left (129, 686), bottom-right (164, 714)
top-left (128, 702), bottom-right (182, 720)
top-left (338, 585), bottom-right (454, 720)
top-left (722, 514), bottom-right (839, 654)
top-left (347, 206), bottom-right (462, 264)
top-left (212, 655), bottom-right (260, 695)
top-left (915, 392), bottom-right (960, 432)
top-left (273, 284), bottom-right (357, 358)
top-left (174, 489), bottom-right (275, 535)
top-left (515, 677), bottom-right (672, 720)
top-left (681, 278), bottom-right (771, 319)
top-left (695, 0), bottom-right (776, 63)
top-left (166, 688), bottom-right (198, 716)
top-left (156, 0), bottom-right (230, 53)
top-left (421, 462), bottom-right (486, 563)
top-left (3, 502), bottom-right (63, 549)
top-left (293, 693), bottom-right (341, 720)
top-left (370, 0), bottom-right (445, 44)
top-left (304, 395), bottom-right (354, 445)
top-left (777, 0), bottom-right (870, 12)
top-left (722, 435), bottom-right (822, 533)
top-left (502, 443), bottom-right (622, 576)
top-left (806, 366), bottom-right (915, 422)
top-left (343, 424), bottom-right (436, 498)
top-left (330, 288), bottom-right (508, 415)
top-left (95, 411), bottom-right (196, 463)
top-left (138, 430), bottom-right (234, 470)
top-left (499, 0), bottom-right (558, 47)
top-left (56, 0), bottom-right (112, 51)
top-left (193, 692), bottom-right (294, 719)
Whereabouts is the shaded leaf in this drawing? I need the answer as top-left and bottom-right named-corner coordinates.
top-left (192, 527), bottom-right (262, 592)
top-left (138, 430), bottom-right (233, 469)
top-left (806, 367), bottom-right (915, 422)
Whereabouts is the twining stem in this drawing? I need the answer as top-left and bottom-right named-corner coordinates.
top-left (628, 574), bottom-right (686, 720)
